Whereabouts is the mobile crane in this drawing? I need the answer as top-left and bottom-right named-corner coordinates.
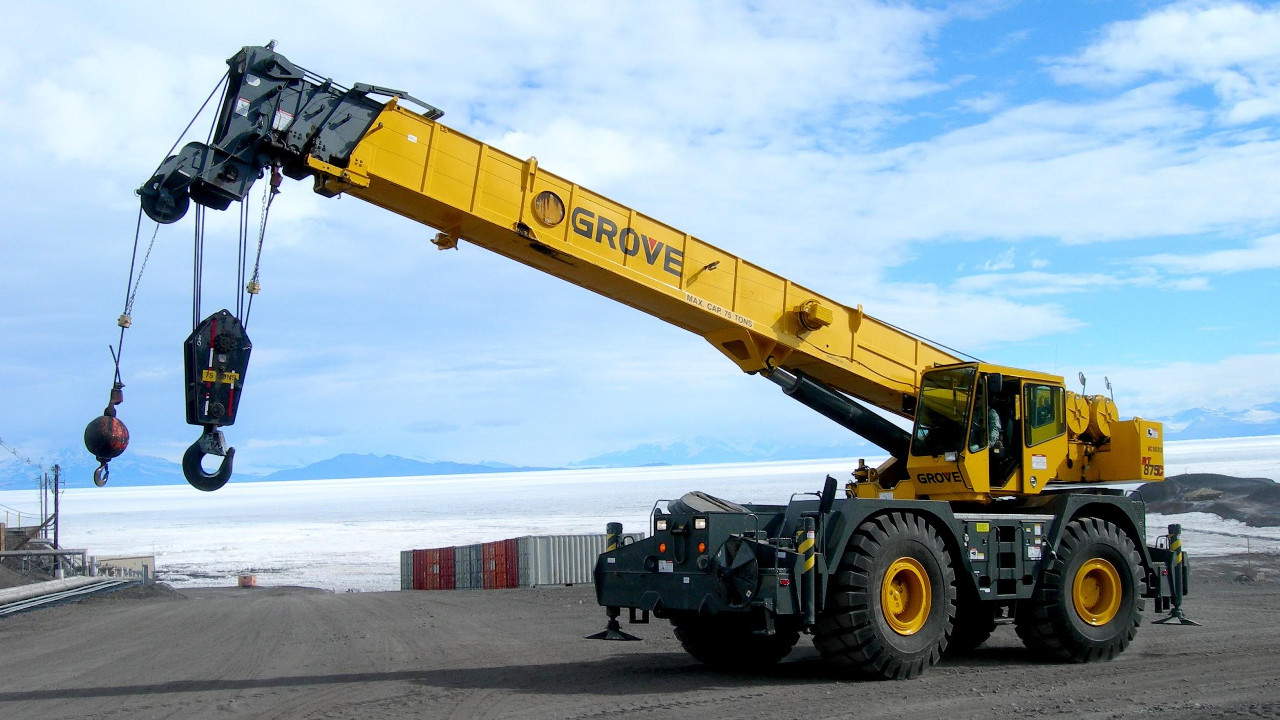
top-left (92, 45), bottom-right (1191, 680)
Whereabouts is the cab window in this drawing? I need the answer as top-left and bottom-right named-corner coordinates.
top-left (967, 376), bottom-right (987, 453)
top-left (912, 366), bottom-right (976, 457)
top-left (1023, 384), bottom-right (1065, 447)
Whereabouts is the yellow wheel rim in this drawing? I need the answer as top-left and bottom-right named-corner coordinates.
top-left (1072, 558), bottom-right (1122, 626)
top-left (881, 557), bottom-right (931, 636)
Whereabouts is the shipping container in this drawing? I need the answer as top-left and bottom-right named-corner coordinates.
top-left (402, 533), bottom-right (641, 591)
top-left (518, 533), bottom-right (645, 587)
top-left (482, 540), bottom-right (506, 588)
top-left (454, 544), bottom-right (472, 589)
top-left (454, 543), bottom-right (483, 589)
top-left (504, 538), bottom-right (519, 589)
top-left (440, 546), bottom-right (456, 590)
top-left (426, 548), bottom-right (443, 590)
top-left (400, 550), bottom-right (413, 590)
top-left (411, 549), bottom-right (426, 590)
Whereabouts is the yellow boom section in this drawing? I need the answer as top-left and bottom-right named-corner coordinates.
top-left (309, 101), bottom-right (957, 417)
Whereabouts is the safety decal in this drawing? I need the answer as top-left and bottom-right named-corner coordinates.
top-left (684, 293), bottom-right (754, 329)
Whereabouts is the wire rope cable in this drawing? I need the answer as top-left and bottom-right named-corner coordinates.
top-left (107, 71), bottom-right (231, 386)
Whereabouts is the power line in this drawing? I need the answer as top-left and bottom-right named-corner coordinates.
top-left (0, 435), bottom-right (41, 470)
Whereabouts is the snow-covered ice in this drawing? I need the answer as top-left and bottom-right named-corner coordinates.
top-left (36, 458), bottom-right (867, 591)
top-left (3, 436), bottom-right (1276, 592)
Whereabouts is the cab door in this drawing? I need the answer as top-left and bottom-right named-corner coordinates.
top-left (1020, 382), bottom-right (1068, 493)
top-left (956, 375), bottom-right (991, 494)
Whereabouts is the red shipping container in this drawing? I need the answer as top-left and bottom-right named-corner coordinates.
top-left (482, 541), bottom-right (497, 589)
top-left (504, 538), bottom-right (519, 589)
top-left (483, 541), bottom-right (508, 589)
top-left (412, 549), bottom-right (427, 590)
top-left (424, 548), bottom-right (442, 590)
top-left (440, 546), bottom-right (456, 590)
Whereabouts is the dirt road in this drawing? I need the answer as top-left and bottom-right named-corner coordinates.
top-left (1, 555), bottom-right (1278, 720)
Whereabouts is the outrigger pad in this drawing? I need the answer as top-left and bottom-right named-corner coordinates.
top-left (586, 620), bottom-right (641, 641)
top-left (1153, 610), bottom-right (1201, 626)
top-left (184, 310), bottom-right (252, 428)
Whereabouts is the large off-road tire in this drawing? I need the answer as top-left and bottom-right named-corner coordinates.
top-left (947, 593), bottom-right (998, 656)
top-left (813, 512), bottom-right (956, 680)
top-left (1015, 517), bottom-right (1144, 662)
top-left (673, 615), bottom-right (800, 669)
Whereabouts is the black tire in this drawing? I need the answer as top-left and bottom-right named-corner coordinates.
top-left (813, 512), bottom-right (956, 680)
top-left (1015, 517), bottom-right (1144, 662)
top-left (673, 615), bottom-right (800, 669)
top-left (947, 593), bottom-right (998, 656)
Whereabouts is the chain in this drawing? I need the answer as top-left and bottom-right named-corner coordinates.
top-left (243, 167), bottom-right (280, 329)
top-left (106, 70), bottom-right (230, 393)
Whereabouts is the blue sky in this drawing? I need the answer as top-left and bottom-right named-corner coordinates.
top-left (2, 0), bottom-right (1278, 475)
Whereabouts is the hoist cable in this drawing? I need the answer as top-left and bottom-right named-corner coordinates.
top-left (106, 71), bottom-right (230, 389)
top-left (236, 198), bottom-right (250, 319)
top-left (150, 72), bottom-right (229, 180)
top-left (192, 206), bottom-right (205, 329)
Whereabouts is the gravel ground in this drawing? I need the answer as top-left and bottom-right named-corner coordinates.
top-left (0, 554), bottom-right (1277, 720)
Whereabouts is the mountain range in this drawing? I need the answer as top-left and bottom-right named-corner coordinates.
top-left (3, 405), bottom-right (1277, 491)
top-left (1162, 403), bottom-right (1280, 441)
top-left (0, 453), bottom-right (547, 491)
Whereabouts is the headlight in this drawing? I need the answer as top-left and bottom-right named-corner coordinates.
top-left (694, 517), bottom-right (707, 530)
top-left (655, 518), bottom-right (668, 531)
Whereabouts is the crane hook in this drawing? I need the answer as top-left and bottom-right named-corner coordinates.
top-left (84, 383), bottom-right (129, 488)
top-left (182, 427), bottom-right (235, 492)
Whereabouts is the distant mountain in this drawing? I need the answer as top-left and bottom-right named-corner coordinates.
top-left (260, 454), bottom-right (549, 481)
top-left (572, 438), bottom-right (878, 468)
top-left (1161, 403), bottom-right (1280, 440)
top-left (0, 452), bottom-right (546, 491)
top-left (0, 451), bottom-right (212, 491)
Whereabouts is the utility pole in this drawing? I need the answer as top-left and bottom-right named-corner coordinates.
top-left (40, 471), bottom-right (48, 538)
top-left (52, 464), bottom-right (61, 578)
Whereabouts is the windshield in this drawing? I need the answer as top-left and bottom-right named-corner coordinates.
top-left (911, 366), bottom-right (976, 457)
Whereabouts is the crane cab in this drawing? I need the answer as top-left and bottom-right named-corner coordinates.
top-left (856, 363), bottom-right (1073, 501)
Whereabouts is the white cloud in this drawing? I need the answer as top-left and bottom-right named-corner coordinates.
top-left (1103, 353), bottom-right (1280, 418)
top-left (1, 42), bottom-right (226, 176)
top-left (980, 247), bottom-right (1016, 271)
top-left (832, 80), bottom-right (1280, 248)
top-left (1051, 1), bottom-right (1280, 124)
top-left (954, 269), bottom-right (1152, 297)
top-left (956, 92), bottom-right (1007, 114)
top-left (857, 281), bottom-right (1085, 352)
top-left (1137, 233), bottom-right (1280, 274)
top-left (495, 119), bottom-right (678, 190)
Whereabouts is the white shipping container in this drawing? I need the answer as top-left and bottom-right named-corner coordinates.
top-left (400, 550), bottom-right (413, 590)
top-left (454, 544), bottom-right (483, 589)
top-left (518, 533), bottom-right (644, 587)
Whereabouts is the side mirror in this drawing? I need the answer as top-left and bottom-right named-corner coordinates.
top-left (988, 373), bottom-right (1004, 394)
top-left (902, 393), bottom-right (918, 416)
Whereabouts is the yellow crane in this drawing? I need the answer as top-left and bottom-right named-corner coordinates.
top-left (91, 45), bottom-right (1190, 680)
